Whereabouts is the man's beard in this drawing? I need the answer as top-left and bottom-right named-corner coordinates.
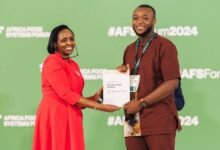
top-left (133, 26), bottom-right (153, 37)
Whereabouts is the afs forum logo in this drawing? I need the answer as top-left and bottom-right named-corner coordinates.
top-left (107, 26), bottom-right (199, 37)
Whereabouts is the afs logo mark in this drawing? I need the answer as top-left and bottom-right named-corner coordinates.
top-left (0, 26), bottom-right (5, 34)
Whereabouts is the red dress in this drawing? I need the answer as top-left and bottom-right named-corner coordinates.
top-left (33, 52), bottom-right (85, 150)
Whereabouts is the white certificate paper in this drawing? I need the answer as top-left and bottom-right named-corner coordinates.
top-left (103, 70), bottom-right (130, 107)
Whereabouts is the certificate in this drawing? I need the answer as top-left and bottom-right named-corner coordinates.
top-left (102, 69), bottom-right (130, 107)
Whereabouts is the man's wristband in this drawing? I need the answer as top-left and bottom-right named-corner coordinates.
top-left (139, 98), bottom-right (148, 109)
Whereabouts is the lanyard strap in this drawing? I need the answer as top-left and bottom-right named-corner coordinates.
top-left (133, 32), bottom-right (155, 74)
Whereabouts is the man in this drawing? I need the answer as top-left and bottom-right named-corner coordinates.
top-left (118, 4), bottom-right (181, 150)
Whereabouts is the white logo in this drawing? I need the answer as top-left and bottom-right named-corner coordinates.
top-left (39, 63), bottom-right (43, 72)
top-left (108, 26), bottom-right (136, 37)
top-left (80, 68), bottom-right (106, 80)
top-left (0, 26), bottom-right (5, 34)
top-left (106, 115), bottom-right (199, 127)
top-left (181, 68), bottom-right (220, 79)
top-left (107, 26), bottom-right (199, 37)
top-left (5, 26), bottom-right (50, 38)
top-left (2, 115), bottom-right (36, 127)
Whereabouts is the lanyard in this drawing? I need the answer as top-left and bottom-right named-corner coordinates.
top-left (133, 32), bottom-right (155, 74)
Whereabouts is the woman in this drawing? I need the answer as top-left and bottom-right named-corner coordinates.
top-left (33, 25), bottom-right (119, 150)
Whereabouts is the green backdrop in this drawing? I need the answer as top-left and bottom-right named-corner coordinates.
top-left (0, 0), bottom-right (220, 149)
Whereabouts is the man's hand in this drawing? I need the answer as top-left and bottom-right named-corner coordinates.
top-left (116, 64), bottom-right (129, 73)
top-left (124, 100), bottom-right (141, 114)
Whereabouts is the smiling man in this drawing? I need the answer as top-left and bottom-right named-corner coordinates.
top-left (117, 4), bottom-right (182, 150)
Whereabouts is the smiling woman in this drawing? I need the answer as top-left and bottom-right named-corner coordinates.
top-left (55, 29), bottom-right (75, 58)
top-left (32, 24), bottom-right (120, 150)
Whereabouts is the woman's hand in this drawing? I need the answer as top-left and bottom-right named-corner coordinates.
top-left (97, 104), bottom-right (120, 112)
top-left (86, 88), bottom-right (103, 102)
